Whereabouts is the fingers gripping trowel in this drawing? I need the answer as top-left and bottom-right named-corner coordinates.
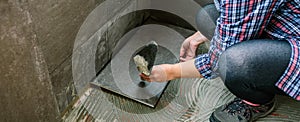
top-left (133, 41), bottom-right (158, 77)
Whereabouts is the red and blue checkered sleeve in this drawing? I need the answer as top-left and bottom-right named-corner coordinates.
top-left (194, 0), bottom-right (284, 79)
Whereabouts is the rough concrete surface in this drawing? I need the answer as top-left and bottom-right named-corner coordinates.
top-left (0, 0), bottom-right (153, 120)
top-left (25, 0), bottom-right (103, 113)
top-left (26, 0), bottom-right (106, 113)
top-left (0, 0), bottom-right (108, 121)
top-left (0, 0), bottom-right (59, 121)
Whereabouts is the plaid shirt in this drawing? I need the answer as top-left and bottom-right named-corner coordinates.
top-left (195, 0), bottom-right (300, 100)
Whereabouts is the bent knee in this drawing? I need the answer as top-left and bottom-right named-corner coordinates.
top-left (217, 44), bottom-right (251, 82)
top-left (217, 39), bottom-right (291, 84)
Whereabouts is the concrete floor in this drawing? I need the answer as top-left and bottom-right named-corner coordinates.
top-left (63, 78), bottom-right (300, 122)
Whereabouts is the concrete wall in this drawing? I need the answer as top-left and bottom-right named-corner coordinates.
top-left (0, 0), bottom-right (149, 121)
top-left (0, 0), bottom-right (104, 121)
top-left (27, 0), bottom-right (106, 114)
top-left (0, 1), bottom-right (60, 121)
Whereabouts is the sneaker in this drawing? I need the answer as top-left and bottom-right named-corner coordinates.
top-left (209, 98), bottom-right (275, 122)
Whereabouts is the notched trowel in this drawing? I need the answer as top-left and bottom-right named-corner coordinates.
top-left (133, 41), bottom-right (158, 77)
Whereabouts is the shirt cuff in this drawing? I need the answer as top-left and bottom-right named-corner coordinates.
top-left (194, 53), bottom-right (215, 79)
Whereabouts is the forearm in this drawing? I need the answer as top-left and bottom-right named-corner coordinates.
top-left (170, 59), bottom-right (203, 79)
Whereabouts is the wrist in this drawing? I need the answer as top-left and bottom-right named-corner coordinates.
top-left (193, 31), bottom-right (208, 43)
top-left (168, 64), bottom-right (181, 80)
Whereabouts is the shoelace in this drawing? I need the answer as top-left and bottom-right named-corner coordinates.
top-left (223, 98), bottom-right (252, 120)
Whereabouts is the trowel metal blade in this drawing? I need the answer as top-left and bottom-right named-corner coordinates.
top-left (134, 41), bottom-right (158, 75)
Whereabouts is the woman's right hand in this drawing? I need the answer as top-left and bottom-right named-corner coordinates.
top-left (140, 64), bottom-right (176, 82)
top-left (180, 31), bottom-right (208, 62)
top-left (140, 59), bottom-right (203, 82)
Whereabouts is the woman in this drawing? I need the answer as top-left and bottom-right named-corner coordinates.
top-left (141, 0), bottom-right (300, 121)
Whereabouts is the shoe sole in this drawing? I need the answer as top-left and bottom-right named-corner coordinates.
top-left (209, 113), bottom-right (220, 122)
top-left (250, 100), bottom-right (276, 122)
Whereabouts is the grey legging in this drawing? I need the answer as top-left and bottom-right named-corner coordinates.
top-left (196, 4), bottom-right (291, 104)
